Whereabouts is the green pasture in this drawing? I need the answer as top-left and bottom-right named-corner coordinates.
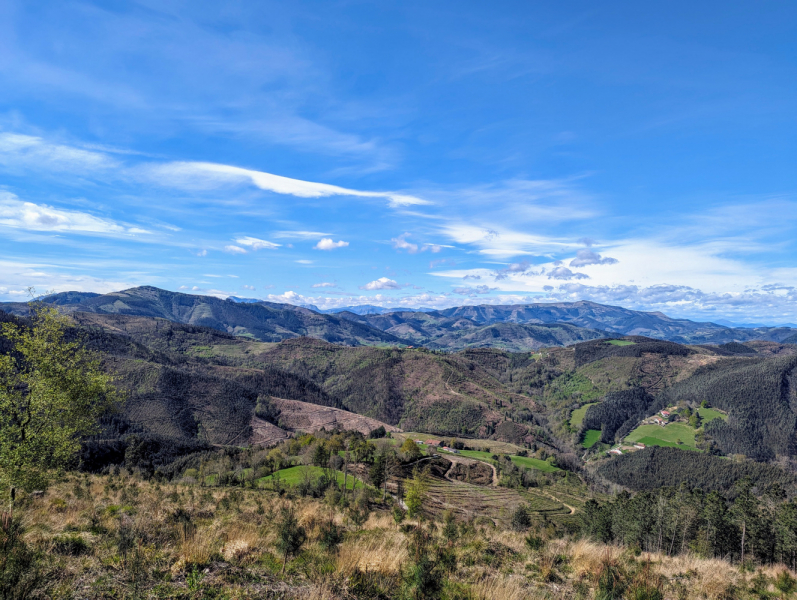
top-left (697, 408), bottom-right (727, 424)
top-left (582, 429), bottom-right (601, 448)
top-left (607, 339), bottom-right (636, 346)
top-left (570, 402), bottom-right (598, 428)
top-left (625, 422), bottom-right (696, 449)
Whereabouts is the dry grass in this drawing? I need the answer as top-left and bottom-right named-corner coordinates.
top-left (469, 574), bottom-right (542, 600)
top-left (10, 473), bottom-right (797, 600)
top-left (336, 530), bottom-right (407, 575)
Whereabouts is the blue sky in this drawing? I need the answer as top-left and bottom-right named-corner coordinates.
top-left (1, 1), bottom-right (796, 323)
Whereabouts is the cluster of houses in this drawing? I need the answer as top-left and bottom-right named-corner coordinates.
top-left (646, 409), bottom-right (674, 427)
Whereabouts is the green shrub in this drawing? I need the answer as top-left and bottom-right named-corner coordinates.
top-left (0, 515), bottom-right (41, 600)
top-left (52, 533), bottom-right (90, 556)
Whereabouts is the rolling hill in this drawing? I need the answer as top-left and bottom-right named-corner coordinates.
top-left (4, 287), bottom-right (795, 351)
top-left (0, 286), bottom-right (403, 346)
top-left (349, 300), bottom-right (797, 345)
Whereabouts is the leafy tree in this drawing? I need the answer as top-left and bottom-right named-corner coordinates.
top-left (405, 468), bottom-right (429, 518)
top-left (275, 506), bottom-right (306, 574)
top-left (400, 438), bottom-right (422, 462)
top-left (392, 504), bottom-right (406, 529)
top-left (0, 304), bottom-right (120, 497)
top-left (369, 454), bottom-right (386, 489)
top-left (311, 442), bottom-right (330, 468)
top-left (367, 426), bottom-right (387, 439)
top-left (511, 504), bottom-right (532, 531)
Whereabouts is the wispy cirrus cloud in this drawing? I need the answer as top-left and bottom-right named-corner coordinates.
top-left (234, 236), bottom-right (280, 250)
top-left (0, 132), bottom-right (119, 173)
top-left (391, 232), bottom-right (444, 254)
top-left (145, 161), bottom-right (430, 207)
top-left (0, 191), bottom-right (146, 235)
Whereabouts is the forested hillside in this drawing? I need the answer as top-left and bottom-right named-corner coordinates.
top-left (1, 286), bottom-right (403, 346)
top-left (658, 355), bottom-right (797, 460)
top-left (4, 287), bottom-right (796, 351)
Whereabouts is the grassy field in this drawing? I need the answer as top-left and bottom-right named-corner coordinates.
top-left (582, 429), bottom-right (601, 448)
top-left (697, 407), bottom-right (727, 423)
top-left (569, 402), bottom-right (598, 428)
top-left (625, 422), bottom-right (697, 448)
top-left (510, 454), bottom-right (560, 473)
top-left (257, 465), bottom-right (369, 490)
top-left (607, 339), bottom-right (635, 346)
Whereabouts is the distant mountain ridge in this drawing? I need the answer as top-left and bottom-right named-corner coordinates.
top-left (2, 287), bottom-right (795, 349)
top-left (2, 287), bottom-right (403, 346)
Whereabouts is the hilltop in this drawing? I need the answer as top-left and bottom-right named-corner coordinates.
top-left (3, 286), bottom-right (796, 352)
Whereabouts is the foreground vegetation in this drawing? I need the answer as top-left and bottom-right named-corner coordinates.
top-left (6, 471), bottom-right (797, 600)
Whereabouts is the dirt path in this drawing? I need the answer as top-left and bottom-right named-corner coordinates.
top-left (444, 371), bottom-right (463, 396)
top-left (542, 491), bottom-right (577, 515)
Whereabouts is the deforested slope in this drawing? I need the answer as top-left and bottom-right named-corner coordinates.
top-left (255, 338), bottom-right (536, 438)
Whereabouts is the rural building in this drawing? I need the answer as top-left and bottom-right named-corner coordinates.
top-left (425, 440), bottom-right (440, 446)
top-left (634, 443), bottom-right (646, 449)
top-left (609, 448), bottom-right (623, 455)
top-left (660, 410), bottom-right (671, 418)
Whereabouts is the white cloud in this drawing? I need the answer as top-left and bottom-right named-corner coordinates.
top-left (234, 236), bottom-right (280, 250)
top-left (392, 233), bottom-right (418, 253)
top-left (242, 285), bottom-right (256, 290)
top-left (147, 161), bottom-right (431, 207)
top-left (196, 249), bottom-right (208, 256)
top-left (439, 223), bottom-right (578, 258)
top-left (0, 133), bottom-right (119, 173)
top-left (296, 259), bottom-right (314, 264)
top-left (0, 259), bottom-right (131, 301)
top-left (548, 266), bottom-right (590, 280)
top-left (0, 192), bottom-right (145, 235)
top-left (224, 245), bottom-right (247, 254)
top-left (314, 238), bottom-right (349, 250)
top-left (312, 282), bottom-right (337, 288)
top-left (360, 277), bottom-right (401, 290)
top-left (391, 233), bottom-right (445, 254)
top-left (569, 249), bottom-right (618, 267)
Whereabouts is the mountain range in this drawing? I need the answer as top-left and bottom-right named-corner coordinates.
top-left (1, 286), bottom-right (796, 351)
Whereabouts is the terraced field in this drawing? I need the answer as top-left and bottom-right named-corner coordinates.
top-left (423, 478), bottom-right (569, 525)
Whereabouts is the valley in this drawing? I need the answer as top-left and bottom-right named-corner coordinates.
top-left (4, 294), bottom-right (797, 598)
